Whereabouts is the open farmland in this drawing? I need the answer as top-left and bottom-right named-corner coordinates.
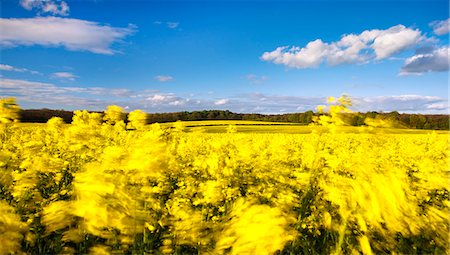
top-left (2, 0), bottom-right (449, 254)
top-left (161, 120), bottom-right (450, 134)
top-left (1, 99), bottom-right (449, 254)
top-left (16, 120), bottom-right (450, 134)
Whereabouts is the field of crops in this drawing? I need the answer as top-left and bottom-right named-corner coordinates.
top-left (1, 97), bottom-right (449, 255)
top-left (161, 120), bottom-right (449, 134)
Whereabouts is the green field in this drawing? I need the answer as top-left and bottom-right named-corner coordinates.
top-left (160, 120), bottom-right (449, 134)
top-left (14, 120), bottom-right (450, 134)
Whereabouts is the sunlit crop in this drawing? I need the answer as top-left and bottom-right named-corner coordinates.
top-left (0, 97), bottom-right (448, 254)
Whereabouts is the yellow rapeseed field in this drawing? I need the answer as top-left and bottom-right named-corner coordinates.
top-left (0, 97), bottom-right (449, 254)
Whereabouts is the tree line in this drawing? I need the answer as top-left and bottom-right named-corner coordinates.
top-left (18, 108), bottom-right (449, 130)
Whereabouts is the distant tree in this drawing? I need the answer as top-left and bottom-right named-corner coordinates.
top-left (409, 114), bottom-right (424, 129)
top-left (305, 111), bottom-right (314, 124)
top-left (190, 111), bottom-right (202, 120)
top-left (13, 105), bottom-right (450, 130)
top-left (387, 111), bottom-right (400, 121)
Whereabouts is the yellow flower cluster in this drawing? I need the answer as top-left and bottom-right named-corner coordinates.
top-left (0, 99), bottom-right (448, 254)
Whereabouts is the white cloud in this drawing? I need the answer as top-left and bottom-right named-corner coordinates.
top-left (167, 22), bottom-right (179, 29)
top-left (20, 0), bottom-right (70, 16)
top-left (0, 64), bottom-right (22, 72)
top-left (214, 99), bottom-right (229, 105)
top-left (261, 40), bottom-right (328, 68)
top-left (246, 74), bottom-right (268, 84)
top-left (145, 93), bottom-right (190, 108)
top-left (240, 93), bottom-right (447, 114)
top-left (52, 72), bottom-right (77, 81)
top-left (0, 78), bottom-right (132, 100)
top-left (430, 18), bottom-right (450, 36)
top-left (353, 95), bottom-right (448, 113)
top-left (327, 34), bottom-right (370, 65)
top-left (0, 17), bottom-right (136, 54)
top-left (400, 46), bottom-right (450, 75)
top-left (2, 78), bottom-right (447, 114)
top-left (0, 63), bottom-right (41, 75)
top-left (426, 102), bottom-right (448, 110)
top-left (261, 24), bottom-right (423, 68)
top-left (147, 94), bottom-right (172, 102)
top-left (154, 21), bottom-right (180, 29)
top-left (0, 78), bottom-right (53, 89)
top-left (371, 25), bottom-right (422, 59)
top-left (155, 75), bottom-right (174, 82)
top-left (0, 78), bottom-right (190, 110)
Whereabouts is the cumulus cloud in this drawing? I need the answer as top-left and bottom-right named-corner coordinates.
top-left (0, 63), bottom-right (41, 75)
top-left (371, 25), bottom-right (422, 59)
top-left (262, 40), bottom-right (329, 68)
top-left (214, 99), bottom-right (229, 105)
top-left (430, 18), bottom-right (450, 36)
top-left (400, 46), bottom-right (450, 75)
top-left (155, 75), bottom-right (174, 82)
top-left (261, 25), bottom-right (423, 68)
top-left (20, 0), bottom-right (69, 16)
top-left (52, 72), bottom-right (77, 81)
top-left (0, 17), bottom-right (136, 54)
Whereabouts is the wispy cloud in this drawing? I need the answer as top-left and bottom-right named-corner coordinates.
top-left (246, 74), bottom-right (268, 85)
top-left (20, 0), bottom-right (70, 16)
top-left (1, 78), bottom-right (447, 114)
top-left (0, 78), bottom-right (132, 106)
top-left (0, 63), bottom-right (41, 75)
top-left (429, 18), bottom-right (450, 36)
top-left (0, 17), bottom-right (136, 54)
top-left (154, 21), bottom-right (180, 29)
top-left (353, 95), bottom-right (448, 113)
top-left (261, 24), bottom-right (423, 68)
top-left (231, 93), bottom-right (448, 114)
top-left (166, 22), bottom-right (179, 29)
top-left (400, 46), bottom-right (450, 75)
top-left (52, 72), bottom-right (78, 81)
top-left (146, 93), bottom-right (186, 106)
top-left (155, 75), bottom-right (174, 82)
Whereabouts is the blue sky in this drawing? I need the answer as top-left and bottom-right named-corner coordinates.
top-left (0, 0), bottom-right (449, 113)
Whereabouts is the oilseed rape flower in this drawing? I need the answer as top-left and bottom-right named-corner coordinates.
top-left (0, 97), bottom-right (448, 254)
top-left (0, 97), bottom-right (20, 124)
